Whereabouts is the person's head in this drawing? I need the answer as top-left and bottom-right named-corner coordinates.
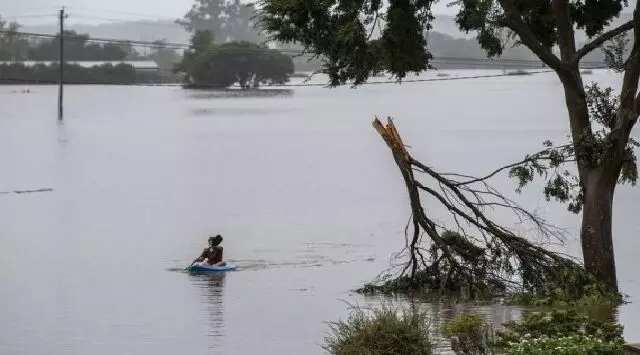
top-left (208, 234), bottom-right (223, 247)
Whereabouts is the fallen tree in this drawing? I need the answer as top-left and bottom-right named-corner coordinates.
top-left (362, 118), bottom-right (620, 305)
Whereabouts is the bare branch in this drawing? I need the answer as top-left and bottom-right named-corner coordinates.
top-left (496, 0), bottom-right (566, 72)
top-left (574, 21), bottom-right (634, 62)
top-left (441, 144), bottom-right (572, 186)
top-left (604, 4), bottom-right (640, 182)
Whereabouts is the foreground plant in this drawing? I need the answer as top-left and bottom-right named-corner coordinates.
top-left (504, 335), bottom-right (623, 355)
top-left (442, 315), bottom-right (496, 355)
top-left (496, 309), bottom-right (624, 347)
top-left (323, 303), bottom-right (432, 355)
top-left (442, 310), bottom-right (624, 354)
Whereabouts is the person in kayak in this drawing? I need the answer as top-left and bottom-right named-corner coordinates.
top-left (195, 235), bottom-right (226, 266)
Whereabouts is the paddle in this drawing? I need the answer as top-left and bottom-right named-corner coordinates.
top-left (185, 259), bottom-right (198, 270)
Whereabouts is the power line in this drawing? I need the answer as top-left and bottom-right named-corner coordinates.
top-left (1, 14), bottom-right (58, 20)
top-left (68, 14), bottom-right (181, 27)
top-left (0, 29), bottom-right (611, 67)
top-left (65, 6), bottom-right (177, 21)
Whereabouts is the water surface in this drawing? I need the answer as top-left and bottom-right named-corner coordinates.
top-left (1, 69), bottom-right (639, 354)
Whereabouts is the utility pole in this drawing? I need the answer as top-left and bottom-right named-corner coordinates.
top-left (58, 7), bottom-right (66, 121)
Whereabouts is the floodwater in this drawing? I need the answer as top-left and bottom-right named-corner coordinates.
top-left (0, 69), bottom-right (639, 354)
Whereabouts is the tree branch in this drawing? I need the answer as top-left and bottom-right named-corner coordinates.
top-left (552, 0), bottom-right (577, 61)
top-left (370, 117), bottom-right (577, 296)
top-left (574, 21), bottom-right (634, 62)
top-left (497, 0), bottom-right (566, 72)
top-left (604, 3), bottom-right (640, 181)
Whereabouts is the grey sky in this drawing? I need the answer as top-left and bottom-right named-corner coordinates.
top-left (2, 0), bottom-right (459, 25)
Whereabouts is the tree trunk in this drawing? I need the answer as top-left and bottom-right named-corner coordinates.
top-left (581, 172), bottom-right (618, 291)
top-left (558, 74), bottom-right (620, 291)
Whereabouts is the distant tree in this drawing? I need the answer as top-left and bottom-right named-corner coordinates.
top-left (175, 30), bottom-right (293, 89)
top-left (27, 31), bottom-right (133, 61)
top-left (208, 41), bottom-right (294, 89)
top-left (274, 41), bottom-right (323, 72)
top-left (174, 30), bottom-right (217, 83)
top-left (177, 0), bottom-right (263, 43)
top-left (0, 19), bottom-right (30, 60)
top-left (0, 62), bottom-right (138, 84)
top-left (148, 39), bottom-right (181, 75)
top-left (117, 41), bottom-right (140, 60)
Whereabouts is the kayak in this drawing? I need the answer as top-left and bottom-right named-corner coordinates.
top-left (188, 263), bottom-right (237, 272)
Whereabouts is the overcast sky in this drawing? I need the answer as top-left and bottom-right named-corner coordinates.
top-left (2, 0), bottom-right (460, 25)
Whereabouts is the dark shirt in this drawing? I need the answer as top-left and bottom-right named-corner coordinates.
top-left (197, 246), bottom-right (223, 264)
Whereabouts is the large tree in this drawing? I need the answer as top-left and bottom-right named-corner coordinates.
top-left (259, 0), bottom-right (640, 291)
top-left (27, 31), bottom-right (134, 61)
top-left (0, 18), bottom-right (29, 60)
top-left (178, 0), bottom-right (264, 43)
top-left (175, 30), bottom-right (294, 89)
top-left (148, 39), bottom-right (181, 75)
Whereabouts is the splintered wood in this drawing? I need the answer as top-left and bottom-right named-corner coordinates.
top-left (372, 117), bottom-right (411, 164)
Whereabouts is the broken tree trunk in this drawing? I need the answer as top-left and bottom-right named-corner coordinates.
top-left (371, 117), bottom-right (578, 297)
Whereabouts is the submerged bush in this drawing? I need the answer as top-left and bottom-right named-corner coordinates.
top-left (439, 309), bottom-right (624, 354)
top-left (504, 335), bottom-right (623, 355)
top-left (357, 232), bottom-right (508, 299)
top-left (442, 314), bottom-right (496, 355)
top-left (496, 309), bottom-right (624, 351)
top-left (323, 303), bottom-right (432, 355)
top-left (507, 265), bottom-right (623, 308)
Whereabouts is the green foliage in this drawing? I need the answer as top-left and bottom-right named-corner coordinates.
top-left (259, 0), bottom-right (631, 85)
top-left (506, 265), bottom-right (622, 308)
top-left (602, 32), bottom-right (629, 73)
top-left (357, 231), bottom-right (509, 299)
top-left (176, 30), bottom-right (294, 89)
top-left (0, 19), bottom-right (29, 60)
top-left (28, 30), bottom-right (134, 61)
top-left (455, 0), bottom-right (628, 56)
top-left (147, 39), bottom-right (181, 75)
top-left (442, 315), bottom-right (496, 355)
top-left (496, 309), bottom-right (624, 347)
top-left (440, 310), bottom-right (625, 354)
top-left (508, 83), bottom-right (639, 214)
top-left (259, 0), bottom-right (433, 86)
top-left (504, 335), bottom-right (623, 355)
top-left (178, 0), bottom-right (263, 43)
top-left (584, 83), bottom-right (640, 186)
top-left (323, 303), bottom-right (432, 355)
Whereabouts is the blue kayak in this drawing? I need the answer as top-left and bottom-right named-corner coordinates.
top-left (188, 263), bottom-right (237, 272)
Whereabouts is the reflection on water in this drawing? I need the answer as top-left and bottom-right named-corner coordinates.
top-left (184, 88), bottom-right (294, 99)
top-left (190, 273), bottom-right (226, 343)
top-left (361, 294), bottom-right (523, 353)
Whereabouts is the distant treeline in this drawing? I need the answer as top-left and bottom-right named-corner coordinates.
top-left (0, 63), bottom-right (163, 85)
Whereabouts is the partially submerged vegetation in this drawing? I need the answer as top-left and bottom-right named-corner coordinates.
top-left (323, 303), bottom-right (432, 355)
top-left (442, 314), bottom-right (495, 354)
top-left (324, 306), bottom-right (625, 355)
top-left (174, 30), bottom-right (294, 90)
